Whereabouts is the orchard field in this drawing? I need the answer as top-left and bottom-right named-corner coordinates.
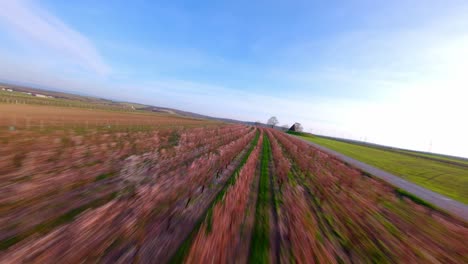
top-left (1, 104), bottom-right (467, 263)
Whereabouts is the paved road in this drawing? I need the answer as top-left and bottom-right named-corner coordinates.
top-left (294, 136), bottom-right (468, 222)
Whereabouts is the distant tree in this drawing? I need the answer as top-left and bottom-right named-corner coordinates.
top-left (267, 116), bottom-right (279, 128)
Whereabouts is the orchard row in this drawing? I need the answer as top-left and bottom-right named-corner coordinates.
top-left (1, 126), bottom-right (467, 263)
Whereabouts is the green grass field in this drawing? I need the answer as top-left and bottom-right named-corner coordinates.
top-left (395, 149), bottom-right (468, 167)
top-left (296, 134), bottom-right (468, 204)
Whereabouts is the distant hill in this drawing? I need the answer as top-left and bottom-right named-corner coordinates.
top-left (139, 105), bottom-right (256, 125)
top-left (0, 81), bottom-right (254, 125)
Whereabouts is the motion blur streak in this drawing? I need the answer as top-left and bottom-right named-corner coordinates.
top-left (1, 109), bottom-right (467, 263)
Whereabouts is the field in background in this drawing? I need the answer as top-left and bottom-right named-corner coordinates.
top-left (0, 104), bottom-right (215, 132)
top-left (0, 89), bottom-right (138, 111)
top-left (295, 133), bottom-right (468, 204)
top-left (396, 148), bottom-right (468, 167)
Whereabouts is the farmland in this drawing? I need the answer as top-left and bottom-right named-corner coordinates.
top-left (0, 103), bottom-right (255, 261)
top-left (1, 101), bottom-right (467, 263)
top-left (0, 104), bottom-right (212, 130)
top-left (296, 133), bottom-right (468, 204)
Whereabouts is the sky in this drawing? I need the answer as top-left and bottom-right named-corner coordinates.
top-left (0, 0), bottom-right (468, 157)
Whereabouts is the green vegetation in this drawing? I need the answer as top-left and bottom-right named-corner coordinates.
top-left (288, 131), bottom-right (468, 167)
top-left (297, 134), bottom-right (468, 204)
top-left (167, 130), bottom-right (181, 147)
top-left (396, 149), bottom-right (468, 167)
top-left (249, 135), bottom-right (271, 263)
top-left (205, 131), bottom-right (260, 232)
top-left (395, 188), bottom-right (437, 210)
top-left (95, 172), bottom-right (116, 182)
top-left (169, 131), bottom-right (260, 264)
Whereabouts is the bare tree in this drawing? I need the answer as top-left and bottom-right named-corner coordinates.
top-left (267, 116), bottom-right (279, 128)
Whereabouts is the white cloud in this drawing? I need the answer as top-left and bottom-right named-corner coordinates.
top-left (259, 7), bottom-right (468, 157)
top-left (0, 0), bottom-right (110, 75)
top-left (127, 79), bottom-right (352, 130)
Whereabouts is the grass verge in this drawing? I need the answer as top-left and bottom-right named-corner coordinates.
top-left (249, 135), bottom-right (271, 263)
top-left (295, 133), bottom-right (468, 204)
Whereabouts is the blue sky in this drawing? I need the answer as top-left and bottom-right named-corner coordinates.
top-left (1, 0), bottom-right (468, 157)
